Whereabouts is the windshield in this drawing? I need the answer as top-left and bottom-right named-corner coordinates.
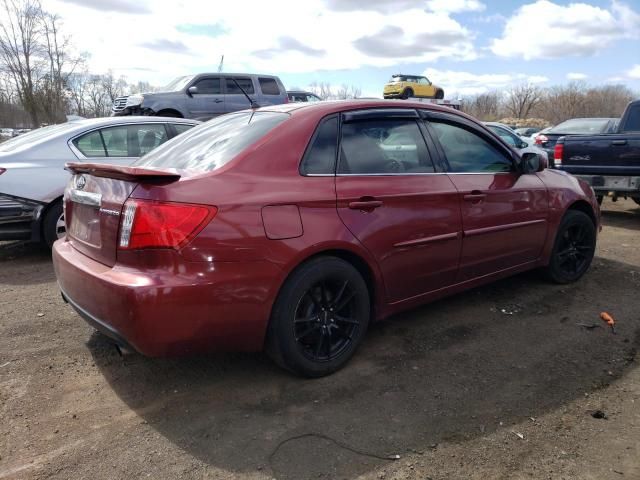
top-left (134, 111), bottom-right (289, 172)
top-left (0, 123), bottom-right (78, 152)
top-left (162, 75), bottom-right (195, 92)
top-left (550, 118), bottom-right (613, 134)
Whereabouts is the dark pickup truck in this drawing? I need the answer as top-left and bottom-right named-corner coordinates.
top-left (553, 99), bottom-right (640, 204)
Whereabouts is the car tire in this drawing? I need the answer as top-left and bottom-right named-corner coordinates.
top-left (267, 256), bottom-right (370, 377)
top-left (633, 197), bottom-right (640, 207)
top-left (156, 110), bottom-right (182, 118)
top-left (43, 200), bottom-right (65, 249)
top-left (401, 88), bottom-right (413, 99)
top-left (544, 210), bottom-right (596, 284)
top-left (596, 195), bottom-right (603, 206)
top-left (435, 89), bottom-right (444, 99)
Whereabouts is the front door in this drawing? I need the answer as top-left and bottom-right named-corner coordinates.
top-left (335, 109), bottom-right (462, 303)
top-left (185, 77), bottom-right (224, 120)
top-left (425, 115), bottom-right (548, 281)
top-left (224, 77), bottom-right (257, 113)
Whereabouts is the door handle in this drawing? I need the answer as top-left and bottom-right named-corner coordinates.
top-left (211, 99), bottom-right (223, 103)
top-left (611, 139), bottom-right (627, 146)
top-left (348, 200), bottom-right (383, 211)
top-left (463, 190), bottom-right (486, 202)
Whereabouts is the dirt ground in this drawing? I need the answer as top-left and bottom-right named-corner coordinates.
top-left (1, 199), bottom-right (639, 480)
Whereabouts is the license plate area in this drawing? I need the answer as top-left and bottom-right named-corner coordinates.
top-left (69, 203), bottom-right (102, 247)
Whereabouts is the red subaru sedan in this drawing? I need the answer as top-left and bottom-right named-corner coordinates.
top-left (53, 100), bottom-right (599, 377)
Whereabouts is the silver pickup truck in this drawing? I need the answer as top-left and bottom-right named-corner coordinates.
top-left (112, 73), bottom-right (289, 120)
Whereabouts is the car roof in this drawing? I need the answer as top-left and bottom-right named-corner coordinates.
top-left (193, 72), bottom-right (279, 78)
top-left (258, 99), bottom-right (474, 121)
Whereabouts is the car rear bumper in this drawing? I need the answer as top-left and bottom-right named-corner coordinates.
top-left (573, 174), bottom-right (640, 194)
top-left (52, 239), bottom-right (282, 356)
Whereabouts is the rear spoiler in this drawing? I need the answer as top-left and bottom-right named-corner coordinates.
top-left (65, 162), bottom-right (181, 183)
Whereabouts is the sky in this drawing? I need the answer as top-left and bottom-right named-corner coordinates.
top-left (43, 0), bottom-right (640, 98)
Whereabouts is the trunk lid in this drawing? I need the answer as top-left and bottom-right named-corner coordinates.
top-left (63, 163), bottom-right (181, 266)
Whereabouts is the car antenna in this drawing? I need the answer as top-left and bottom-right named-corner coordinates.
top-left (230, 77), bottom-right (260, 109)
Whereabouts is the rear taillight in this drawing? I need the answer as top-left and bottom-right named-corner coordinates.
top-left (535, 134), bottom-right (548, 145)
top-left (554, 143), bottom-right (564, 167)
top-left (118, 199), bottom-right (216, 250)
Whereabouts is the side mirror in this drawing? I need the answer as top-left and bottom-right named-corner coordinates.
top-left (521, 152), bottom-right (548, 173)
top-left (187, 86), bottom-right (198, 96)
top-left (519, 141), bottom-right (529, 148)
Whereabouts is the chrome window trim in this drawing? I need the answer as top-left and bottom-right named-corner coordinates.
top-left (304, 171), bottom-right (515, 177)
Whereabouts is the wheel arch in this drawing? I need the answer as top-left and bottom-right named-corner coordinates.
top-left (566, 199), bottom-right (597, 226)
top-left (155, 108), bottom-right (184, 118)
top-left (265, 246), bottom-right (384, 347)
top-left (39, 195), bottom-right (64, 233)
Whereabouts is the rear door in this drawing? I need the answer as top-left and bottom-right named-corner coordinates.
top-left (424, 111), bottom-right (548, 282)
top-left (224, 76), bottom-right (256, 112)
top-left (184, 76), bottom-right (225, 120)
top-left (335, 109), bottom-right (462, 303)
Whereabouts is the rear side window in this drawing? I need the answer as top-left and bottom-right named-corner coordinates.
top-left (73, 130), bottom-right (106, 157)
top-left (338, 119), bottom-right (434, 174)
top-left (259, 77), bottom-right (280, 95)
top-left (430, 122), bottom-right (512, 173)
top-left (74, 124), bottom-right (168, 158)
top-left (134, 111), bottom-right (289, 172)
top-left (300, 116), bottom-right (338, 175)
top-left (226, 77), bottom-right (255, 94)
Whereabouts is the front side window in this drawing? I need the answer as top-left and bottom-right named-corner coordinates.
top-left (137, 124), bottom-right (168, 155)
top-left (193, 78), bottom-right (221, 94)
top-left (225, 77), bottom-right (255, 94)
top-left (430, 121), bottom-right (513, 173)
top-left (173, 123), bottom-right (195, 135)
top-left (339, 119), bottom-right (434, 174)
top-left (621, 106), bottom-right (640, 132)
top-left (73, 130), bottom-right (106, 157)
top-left (300, 116), bottom-right (338, 175)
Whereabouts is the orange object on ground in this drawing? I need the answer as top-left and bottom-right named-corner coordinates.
top-left (600, 312), bottom-right (616, 333)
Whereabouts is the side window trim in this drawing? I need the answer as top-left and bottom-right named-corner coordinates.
top-left (299, 114), bottom-right (339, 176)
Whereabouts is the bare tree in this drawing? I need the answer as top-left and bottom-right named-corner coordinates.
top-left (504, 83), bottom-right (542, 119)
top-left (0, 0), bottom-right (42, 125)
top-left (461, 90), bottom-right (500, 121)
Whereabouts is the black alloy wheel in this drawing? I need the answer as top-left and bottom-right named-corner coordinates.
top-left (546, 210), bottom-right (596, 283)
top-left (267, 257), bottom-right (370, 377)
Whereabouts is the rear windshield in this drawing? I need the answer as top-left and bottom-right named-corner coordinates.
top-left (133, 111), bottom-right (288, 172)
top-left (390, 76), bottom-right (407, 82)
top-left (0, 123), bottom-right (78, 152)
top-left (549, 118), bottom-right (614, 134)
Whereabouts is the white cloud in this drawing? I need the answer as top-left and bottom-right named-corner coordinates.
top-left (423, 68), bottom-right (549, 96)
top-left (491, 0), bottom-right (640, 60)
top-left (628, 65), bottom-right (640, 79)
top-left (566, 72), bottom-right (588, 80)
top-left (425, 0), bottom-right (485, 14)
top-left (41, 0), bottom-right (479, 86)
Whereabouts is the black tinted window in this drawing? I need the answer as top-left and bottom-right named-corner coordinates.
top-left (430, 122), bottom-right (512, 173)
top-left (621, 106), bottom-right (640, 132)
top-left (226, 77), bottom-right (255, 94)
top-left (300, 116), bottom-right (338, 175)
top-left (134, 111), bottom-right (288, 172)
top-left (339, 119), bottom-right (434, 174)
top-left (194, 78), bottom-right (221, 94)
top-left (259, 77), bottom-right (280, 95)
